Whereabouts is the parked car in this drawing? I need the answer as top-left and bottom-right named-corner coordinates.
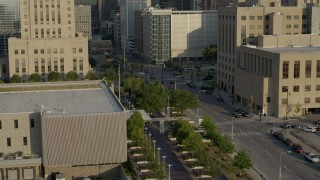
top-left (233, 112), bottom-right (243, 118)
top-left (313, 121), bottom-right (320, 126)
top-left (273, 132), bottom-right (284, 140)
top-left (283, 138), bottom-right (294, 146)
top-left (240, 111), bottom-right (253, 118)
top-left (281, 124), bottom-right (296, 129)
top-left (204, 90), bottom-right (213, 95)
top-left (216, 96), bottom-right (224, 102)
top-left (302, 126), bottom-right (316, 132)
top-left (186, 83), bottom-right (196, 89)
top-left (304, 152), bottom-right (320, 163)
top-left (292, 143), bottom-right (304, 153)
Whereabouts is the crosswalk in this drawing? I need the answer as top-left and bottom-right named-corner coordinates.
top-left (215, 118), bottom-right (255, 126)
top-left (226, 130), bottom-right (270, 137)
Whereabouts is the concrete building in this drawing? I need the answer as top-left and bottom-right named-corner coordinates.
top-left (235, 34), bottom-right (320, 117)
top-left (75, 5), bottom-right (92, 40)
top-left (217, 2), bottom-right (320, 94)
top-left (8, 0), bottom-right (90, 81)
top-left (135, 7), bottom-right (217, 63)
top-left (0, 81), bottom-right (127, 179)
top-left (120, 0), bottom-right (151, 51)
top-left (0, 55), bottom-right (9, 80)
top-left (113, 10), bottom-right (121, 53)
top-left (75, 0), bottom-right (100, 34)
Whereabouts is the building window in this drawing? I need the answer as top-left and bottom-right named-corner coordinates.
top-left (14, 49), bottom-right (18, 54)
top-left (294, 24), bottom-right (299, 29)
top-left (305, 60), bottom-right (312, 78)
top-left (286, 25), bottom-right (291, 29)
top-left (294, 61), bottom-right (300, 78)
top-left (282, 61), bottom-right (289, 79)
top-left (293, 86), bottom-right (299, 92)
top-left (34, 49), bottom-right (38, 54)
top-left (0, 120), bottom-right (2, 129)
top-left (302, 15), bottom-right (307, 20)
top-left (41, 49), bottom-right (44, 54)
top-left (241, 16), bottom-right (246, 20)
top-left (265, 15), bottom-right (269, 20)
top-left (286, 15), bottom-right (291, 20)
top-left (30, 119), bottom-right (35, 128)
top-left (60, 48), bottom-right (64, 53)
top-left (294, 15), bottom-right (299, 20)
top-left (282, 86), bottom-right (288, 92)
top-left (305, 85), bottom-right (311, 92)
top-left (73, 59), bottom-right (77, 71)
top-left (316, 97), bottom-right (320, 103)
top-left (257, 16), bottom-right (262, 20)
top-left (317, 60), bottom-right (320, 77)
top-left (53, 49), bottom-right (57, 54)
top-left (282, 98), bottom-right (288, 104)
top-left (21, 49), bottom-right (25, 54)
top-left (316, 85), bottom-right (320, 91)
top-left (304, 97), bottom-right (310, 103)
top-left (79, 48), bottom-right (83, 53)
top-left (72, 48), bottom-right (76, 53)
top-left (23, 137), bottom-right (28, 146)
top-left (265, 25), bottom-right (269, 29)
top-left (7, 138), bottom-right (11, 146)
top-left (250, 16), bottom-right (255, 20)
top-left (14, 120), bottom-right (18, 128)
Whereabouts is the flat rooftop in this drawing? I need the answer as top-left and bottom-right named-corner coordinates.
top-left (247, 46), bottom-right (320, 54)
top-left (0, 81), bottom-right (123, 114)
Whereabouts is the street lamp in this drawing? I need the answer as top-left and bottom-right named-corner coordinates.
top-left (254, 92), bottom-right (263, 121)
top-left (197, 90), bottom-right (205, 118)
top-left (157, 147), bottom-right (161, 164)
top-left (128, 101), bottom-right (131, 110)
top-left (174, 75), bottom-right (182, 90)
top-left (231, 114), bottom-right (238, 140)
top-left (162, 155), bottom-right (166, 164)
top-left (167, 164), bottom-right (172, 180)
top-left (279, 151), bottom-right (291, 180)
top-left (152, 140), bottom-right (156, 158)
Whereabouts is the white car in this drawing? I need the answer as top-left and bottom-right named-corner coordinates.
top-left (304, 152), bottom-right (320, 163)
top-left (302, 126), bottom-right (316, 132)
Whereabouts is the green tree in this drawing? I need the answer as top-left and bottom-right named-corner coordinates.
top-left (123, 77), bottom-right (145, 93)
top-left (127, 111), bottom-right (145, 145)
top-left (207, 130), bottom-right (223, 147)
top-left (10, 74), bottom-right (21, 83)
top-left (104, 69), bottom-right (117, 80)
top-left (0, 80), bottom-right (4, 84)
top-left (172, 120), bottom-right (194, 144)
top-left (233, 149), bottom-right (253, 176)
top-left (200, 114), bottom-right (216, 131)
top-left (136, 81), bottom-right (168, 113)
top-left (65, 71), bottom-right (79, 81)
top-left (89, 57), bottom-right (96, 68)
top-left (29, 73), bottom-right (42, 82)
top-left (248, 95), bottom-right (254, 113)
top-left (170, 89), bottom-right (199, 114)
top-left (182, 132), bottom-right (203, 152)
top-left (218, 135), bottom-right (235, 159)
top-left (48, 72), bottom-right (61, 81)
top-left (85, 71), bottom-right (99, 80)
top-left (203, 44), bottom-right (217, 60)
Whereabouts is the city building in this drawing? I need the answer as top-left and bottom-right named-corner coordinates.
top-left (120, 0), bottom-right (151, 51)
top-left (0, 81), bottom-right (127, 179)
top-left (8, 0), bottom-right (90, 81)
top-left (113, 10), bottom-right (121, 53)
top-left (135, 7), bottom-right (217, 63)
top-left (0, 55), bottom-right (8, 80)
top-left (235, 34), bottom-right (320, 117)
top-left (75, 5), bottom-right (92, 40)
top-left (200, 0), bottom-right (234, 10)
top-left (217, 2), bottom-right (320, 95)
top-left (0, 0), bottom-right (20, 55)
top-left (75, 0), bottom-right (100, 34)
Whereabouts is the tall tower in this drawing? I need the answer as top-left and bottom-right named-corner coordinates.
top-left (120, 0), bottom-right (151, 51)
top-left (8, 0), bottom-right (90, 80)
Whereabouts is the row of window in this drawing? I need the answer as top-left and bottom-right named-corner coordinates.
top-left (282, 85), bottom-right (320, 92)
top-left (6, 137), bottom-right (28, 147)
top-left (0, 119), bottom-right (35, 129)
top-left (282, 97), bottom-right (320, 104)
top-left (282, 60), bottom-right (320, 79)
top-left (14, 48), bottom-right (83, 55)
top-left (239, 15), bottom-right (307, 21)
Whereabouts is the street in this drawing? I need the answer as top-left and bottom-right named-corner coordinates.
top-left (148, 64), bottom-right (320, 180)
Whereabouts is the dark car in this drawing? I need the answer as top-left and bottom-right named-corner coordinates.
top-left (205, 90), bottom-right (213, 95)
top-left (240, 111), bottom-right (253, 118)
top-left (201, 85), bottom-right (211, 90)
top-left (283, 138), bottom-right (294, 146)
top-left (281, 124), bottom-right (296, 129)
top-left (233, 112), bottom-right (243, 118)
top-left (216, 96), bottom-right (224, 102)
top-left (292, 143), bottom-right (304, 153)
top-left (202, 77), bottom-right (213, 81)
top-left (186, 83), bottom-right (196, 89)
top-left (273, 132), bottom-right (284, 140)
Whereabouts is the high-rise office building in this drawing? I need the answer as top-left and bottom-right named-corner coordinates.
top-left (120, 0), bottom-right (151, 50)
top-left (75, 0), bottom-right (100, 34)
top-left (75, 5), bottom-right (92, 40)
top-left (8, 0), bottom-right (89, 80)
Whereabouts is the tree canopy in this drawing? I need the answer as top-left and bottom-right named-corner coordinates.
top-left (104, 69), bottom-right (117, 80)
top-left (201, 114), bottom-right (216, 131)
top-left (233, 149), bottom-right (253, 176)
top-left (203, 44), bottom-right (217, 60)
top-left (10, 74), bottom-right (21, 83)
top-left (48, 72), bottom-right (61, 81)
top-left (218, 135), bottom-right (235, 158)
top-left (85, 71), bottom-right (99, 80)
top-left (65, 71), bottom-right (79, 81)
top-left (127, 111), bottom-right (145, 145)
top-left (135, 81), bottom-right (168, 113)
top-left (170, 89), bottom-right (199, 114)
top-left (29, 73), bottom-right (42, 82)
top-left (172, 119), bottom-right (194, 144)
